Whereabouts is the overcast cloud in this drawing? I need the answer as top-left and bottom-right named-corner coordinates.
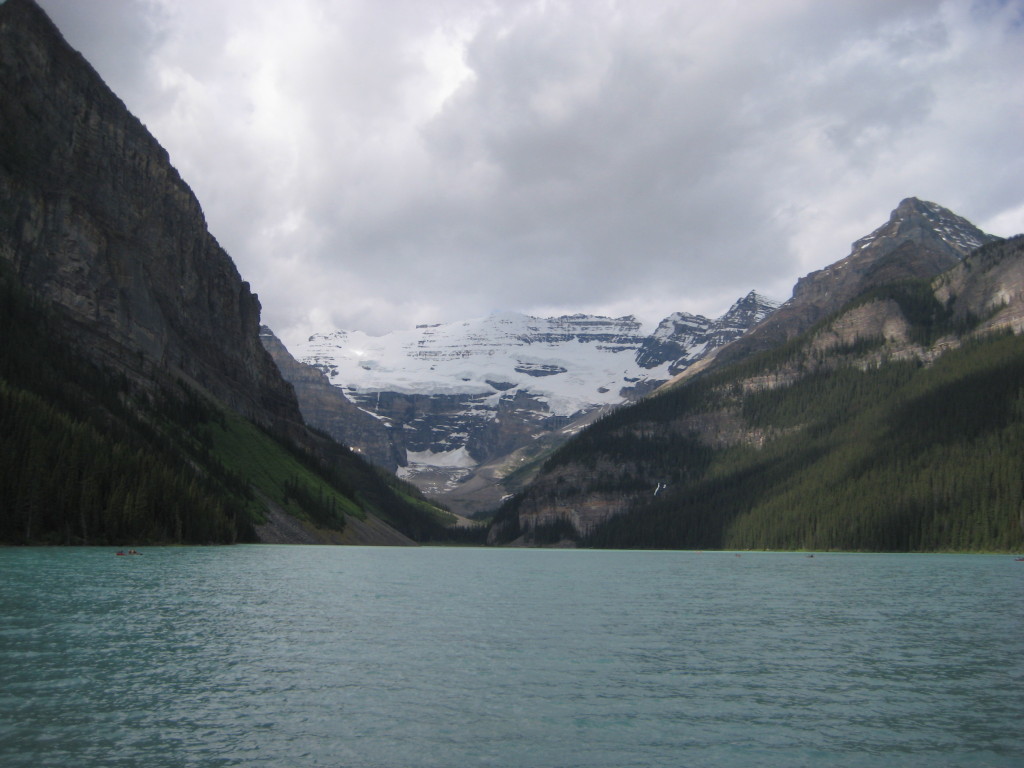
top-left (35, 0), bottom-right (1024, 345)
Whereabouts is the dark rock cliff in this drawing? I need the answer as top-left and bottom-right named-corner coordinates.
top-left (0, 0), bottom-right (302, 432)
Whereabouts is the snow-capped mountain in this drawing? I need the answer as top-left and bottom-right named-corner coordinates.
top-left (302, 312), bottom-right (646, 418)
top-left (298, 292), bottom-right (778, 415)
top-left (635, 292), bottom-right (779, 373)
top-left (277, 292), bottom-right (778, 514)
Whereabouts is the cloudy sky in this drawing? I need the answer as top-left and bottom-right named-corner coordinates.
top-left (35, 0), bottom-right (1024, 345)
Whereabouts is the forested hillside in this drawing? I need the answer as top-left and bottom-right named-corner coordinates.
top-left (491, 236), bottom-right (1024, 552)
top-left (0, 261), bottom-right (452, 545)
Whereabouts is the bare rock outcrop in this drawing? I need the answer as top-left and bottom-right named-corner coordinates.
top-left (259, 327), bottom-right (401, 469)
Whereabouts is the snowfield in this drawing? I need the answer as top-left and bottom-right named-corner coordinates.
top-left (293, 312), bottom-right (675, 417)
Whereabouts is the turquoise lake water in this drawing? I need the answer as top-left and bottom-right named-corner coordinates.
top-left (1, 546), bottom-right (1021, 767)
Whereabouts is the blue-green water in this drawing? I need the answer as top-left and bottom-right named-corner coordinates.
top-left (1, 547), bottom-right (1021, 767)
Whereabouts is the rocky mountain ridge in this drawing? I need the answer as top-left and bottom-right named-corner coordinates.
top-left (259, 327), bottom-right (400, 468)
top-left (490, 202), bottom-right (1020, 548)
top-left (712, 198), bottom-right (999, 370)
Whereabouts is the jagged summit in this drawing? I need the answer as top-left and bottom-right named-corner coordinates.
top-left (852, 197), bottom-right (994, 257)
top-left (792, 197), bottom-right (998, 312)
top-left (714, 199), bottom-right (999, 367)
top-left (636, 292), bottom-right (779, 372)
top-left (719, 290), bottom-right (781, 327)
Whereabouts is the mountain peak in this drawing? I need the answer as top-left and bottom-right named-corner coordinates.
top-left (735, 289), bottom-right (781, 310)
top-left (894, 196), bottom-right (933, 213)
top-left (713, 199), bottom-right (998, 368)
top-left (854, 198), bottom-right (996, 257)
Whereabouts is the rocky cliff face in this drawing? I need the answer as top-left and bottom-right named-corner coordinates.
top-left (0, 0), bottom-right (301, 431)
top-left (277, 294), bottom-right (778, 515)
top-left (259, 327), bottom-right (400, 468)
top-left (935, 235), bottom-right (1024, 336)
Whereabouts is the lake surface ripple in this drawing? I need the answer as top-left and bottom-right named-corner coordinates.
top-left (1, 547), bottom-right (1021, 767)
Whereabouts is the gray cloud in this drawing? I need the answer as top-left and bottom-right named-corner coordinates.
top-left (37, 0), bottom-right (1024, 344)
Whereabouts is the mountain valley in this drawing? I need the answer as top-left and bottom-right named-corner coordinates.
top-left (265, 293), bottom-right (779, 516)
top-left (2, 0), bottom-right (1022, 553)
